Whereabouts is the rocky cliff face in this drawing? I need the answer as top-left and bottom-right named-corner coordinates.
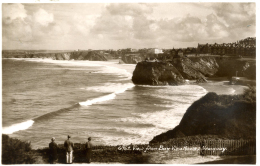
top-left (132, 61), bottom-right (185, 85)
top-left (173, 57), bottom-right (219, 83)
top-left (150, 91), bottom-right (256, 143)
top-left (214, 57), bottom-right (255, 79)
top-left (132, 57), bottom-right (219, 85)
top-left (2, 51), bottom-right (108, 61)
top-left (132, 57), bottom-right (255, 85)
top-left (120, 54), bottom-right (145, 64)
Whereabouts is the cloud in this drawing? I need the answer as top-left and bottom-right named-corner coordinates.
top-left (2, 4), bottom-right (33, 42)
top-left (70, 14), bottom-right (99, 36)
top-left (210, 3), bottom-right (256, 40)
top-left (91, 3), bottom-right (155, 41)
top-left (3, 19), bottom-right (32, 41)
top-left (2, 3), bottom-right (256, 50)
top-left (33, 8), bottom-right (54, 26)
top-left (90, 3), bottom-right (232, 46)
top-left (2, 3), bottom-right (27, 24)
top-left (106, 3), bottom-right (153, 16)
top-left (211, 3), bottom-right (255, 27)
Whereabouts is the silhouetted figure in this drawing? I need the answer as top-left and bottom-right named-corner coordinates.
top-left (49, 137), bottom-right (58, 164)
top-left (200, 139), bottom-right (205, 156)
top-left (85, 137), bottom-right (93, 163)
top-left (130, 143), bottom-right (134, 153)
top-left (64, 135), bottom-right (74, 164)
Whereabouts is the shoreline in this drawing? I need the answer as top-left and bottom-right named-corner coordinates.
top-left (2, 58), bottom-right (255, 164)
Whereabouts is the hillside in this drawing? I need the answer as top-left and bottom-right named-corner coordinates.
top-left (150, 86), bottom-right (256, 143)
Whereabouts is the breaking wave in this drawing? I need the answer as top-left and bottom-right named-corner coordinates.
top-left (2, 120), bottom-right (35, 134)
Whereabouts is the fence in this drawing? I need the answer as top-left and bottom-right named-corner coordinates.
top-left (197, 139), bottom-right (256, 156)
top-left (58, 139), bottom-right (256, 156)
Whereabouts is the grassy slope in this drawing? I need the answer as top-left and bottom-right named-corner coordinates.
top-left (150, 86), bottom-right (256, 143)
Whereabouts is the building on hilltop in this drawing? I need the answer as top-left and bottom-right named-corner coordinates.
top-left (148, 48), bottom-right (164, 54)
top-left (130, 48), bottom-right (138, 52)
top-left (196, 37), bottom-right (256, 57)
top-left (238, 37), bottom-right (256, 46)
top-left (170, 47), bottom-right (196, 58)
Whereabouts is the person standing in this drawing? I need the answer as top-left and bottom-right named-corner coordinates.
top-left (85, 137), bottom-right (93, 163)
top-left (64, 135), bottom-right (74, 164)
top-left (49, 137), bottom-right (58, 164)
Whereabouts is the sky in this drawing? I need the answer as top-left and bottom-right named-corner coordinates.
top-left (2, 2), bottom-right (256, 50)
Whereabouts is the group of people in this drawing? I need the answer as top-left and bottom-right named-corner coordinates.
top-left (49, 135), bottom-right (93, 164)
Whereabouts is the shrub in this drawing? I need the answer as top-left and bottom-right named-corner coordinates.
top-left (2, 134), bottom-right (35, 164)
top-left (243, 85), bottom-right (256, 102)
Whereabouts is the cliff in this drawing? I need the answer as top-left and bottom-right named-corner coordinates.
top-left (150, 87), bottom-right (256, 143)
top-left (120, 54), bottom-right (145, 64)
top-left (214, 57), bottom-right (256, 80)
top-left (132, 57), bottom-right (219, 85)
top-left (132, 61), bottom-right (185, 85)
top-left (173, 57), bottom-right (218, 82)
top-left (2, 51), bottom-right (109, 61)
top-left (132, 57), bottom-right (255, 85)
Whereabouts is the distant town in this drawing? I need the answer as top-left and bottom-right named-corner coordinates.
top-left (2, 37), bottom-right (256, 63)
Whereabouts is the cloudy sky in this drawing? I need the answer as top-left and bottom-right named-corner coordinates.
top-left (2, 2), bottom-right (256, 50)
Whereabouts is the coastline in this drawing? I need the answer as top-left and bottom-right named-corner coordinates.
top-left (2, 58), bottom-right (254, 164)
top-left (199, 78), bottom-right (247, 95)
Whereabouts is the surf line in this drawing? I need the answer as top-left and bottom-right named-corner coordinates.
top-left (2, 84), bottom-right (135, 135)
top-left (2, 104), bottom-right (79, 135)
top-left (79, 83), bottom-right (135, 106)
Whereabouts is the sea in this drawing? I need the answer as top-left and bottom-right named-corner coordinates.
top-left (2, 58), bottom-right (246, 149)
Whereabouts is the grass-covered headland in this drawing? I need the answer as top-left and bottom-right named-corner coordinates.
top-left (151, 86), bottom-right (256, 143)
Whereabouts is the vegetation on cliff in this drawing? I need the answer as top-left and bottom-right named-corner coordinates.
top-left (2, 134), bottom-right (35, 164)
top-left (150, 86), bottom-right (256, 143)
top-left (214, 57), bottom-right (256, 79)
top-left (1, 137), bottom-right (148, 164)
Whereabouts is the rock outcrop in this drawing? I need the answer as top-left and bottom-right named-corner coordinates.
top-left (150, 91), bottom-right (256, 143)
top-left (132, 57), bottom-right (219, 85)
top-left (214, 57), bottom-right (255, 79)
top-left (120, 54), bottom-right (145, 64)
top-left (132, 61), bottom-right (185, 85)
top-left (173, 57), bottom-right (218, 81)
top-left (132, 57), bottom-right (255, 85)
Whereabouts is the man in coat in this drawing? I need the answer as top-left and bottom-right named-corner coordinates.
top-left (49, 137), bottom-right (58, 164)
top-left (64, 135), bottom-right (74, 164)
top-left (85, 137), bottom-right (93, 163)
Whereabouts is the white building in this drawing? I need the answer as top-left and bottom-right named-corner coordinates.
top-left (148, 48), bottom-right (164, 54)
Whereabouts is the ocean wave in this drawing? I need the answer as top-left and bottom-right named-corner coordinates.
top-left (114, 107), bottom-right (189, 130)
top-left (79, 83), bottom-right (135, 106)
top-left (142, 85), bottom-right (207, 104)
top-left (137, 84), bottom-right (207, 93)
top-left (23, 59), bottom-right (133, 79)
top-left (2, 120), bottom-right (35, 134)
top-left (84, 128), bottom-right (166, 146)
top-left (91, 66), bottom-right (132, 79)
top-left (80, 83), bottom-right (134, 93)
top-left (100, 127), bottom-right (167, 145)
top-left (3, 59), bottom-right (135, 135)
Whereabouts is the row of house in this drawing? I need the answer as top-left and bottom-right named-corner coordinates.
top-left (197, 37), bottom-right (256, 56)
top-left (170, 47), bottom-right (197, 57)
top-left (74, 37), bottom-right (255, 60)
